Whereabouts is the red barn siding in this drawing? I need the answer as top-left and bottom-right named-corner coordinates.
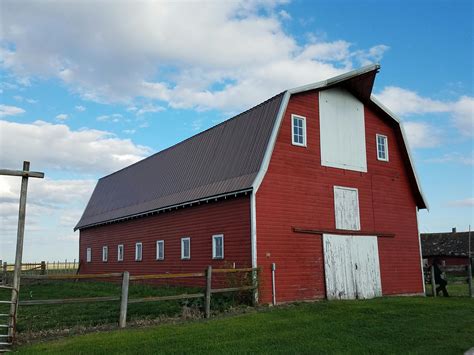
top-left (256, 90), bottom-right (423, 304)
top-left (79, 196), bottom-right (252, 283)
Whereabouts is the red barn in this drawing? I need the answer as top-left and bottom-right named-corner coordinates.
top-left (75, 64), bottom-right (428, 303)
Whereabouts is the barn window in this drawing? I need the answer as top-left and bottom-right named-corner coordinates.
top-left (102, 246), bottom-right (108, 262)
top-left (156, 240), bottom-right (164, 260)
top-left (135, 242), bottom-right (142, 261)
top-left (86, 248), bottom-right (91, 263)
top-left (181, 237), bottom-right (190, 260)
top-left (212, 234), bottom-right (224, 259)
top-left (376, 134), bottom-right (389, 161)
top-left (291, 114), bottom-right (306, 147)
top-left (117, 244), bottom-right (124, 262)
top-left (334, 186), bottom-right (361, 231)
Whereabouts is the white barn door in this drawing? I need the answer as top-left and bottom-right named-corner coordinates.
top-left (323, 234), bottom-right (382, 300)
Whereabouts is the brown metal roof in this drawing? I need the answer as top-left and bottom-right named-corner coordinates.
top-left (421, 232), bottom-right (473, 257)
top-left (75, 92), bottom-right (285, 230)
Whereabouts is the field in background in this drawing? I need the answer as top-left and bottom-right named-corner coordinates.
top-left (18, 297), bottom-right (474, 354)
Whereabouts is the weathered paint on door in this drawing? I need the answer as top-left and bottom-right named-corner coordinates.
top-left (334, 186), bottom-right (360, 230)
top-left (323, 234), bottom-right (382, 300)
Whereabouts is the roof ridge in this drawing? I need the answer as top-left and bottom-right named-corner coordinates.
top-left (100, 91), bottom-right (286, 181)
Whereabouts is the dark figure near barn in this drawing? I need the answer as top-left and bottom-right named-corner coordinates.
top-left (433, 258), bottom-right (449, 297)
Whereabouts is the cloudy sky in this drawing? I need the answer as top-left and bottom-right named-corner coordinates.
top-left (0, 0), bottom-right (472, 262)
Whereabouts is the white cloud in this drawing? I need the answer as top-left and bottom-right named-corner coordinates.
top-left (136, 104), bottom-right (166, 115)
top-left (425, 152), bottom-right (474, 166)
top-left (0, 120), bottom-right (151, 175)
top-left (375, 87), bottom-right (474, 136)
top-left (97, 113), bottom-right (122, 122)
top-left (75, 105), bottom-right (86, 112)
top-left (447, 198), bottom-right (474, 208)
top-left (0, 1), bottom-right (388, 111)
top-left (0, 104), bottom-right (25, 117)
top-left (55, 113), bottom-right (68, 120)
top-left (402, 121), bottom-right (441, 149)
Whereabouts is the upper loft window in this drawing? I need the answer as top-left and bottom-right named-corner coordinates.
top-left (156, 240), bottom-right (164, 260)
top-left (212, 234), bottom-right (224, 259)
top-left (86, 247), bottom-right (91, 263)
top-left (135, 242), bottom-right (143, 261)
top-left (291, 114), bottom-right (306, 147)
top-left (117, 244), bottom-right (124, 262)
top-left (376, 134), bottom-right (389, 161)
top-left (181, 237), bottom-right (191, 260)
top-left (102, 246), bottom-right (108, 262)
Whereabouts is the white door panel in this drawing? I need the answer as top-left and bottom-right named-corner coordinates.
top-left (323, 234), bottom-right (382, 300)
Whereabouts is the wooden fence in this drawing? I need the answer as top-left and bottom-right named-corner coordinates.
top-left (18, 266), bottom-right (258, 328)
top-left (0, 260), bottom-right (79, 284)
top-left (424, 262), bottom-right (473, 298)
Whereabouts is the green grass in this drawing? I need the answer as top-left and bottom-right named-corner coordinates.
top-left (0, 281), bottom-right (247, 333)
top-left (18, 297), bottom-right (474, 354)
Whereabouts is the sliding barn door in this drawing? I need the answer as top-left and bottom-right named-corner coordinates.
top-left (323, 234), bottom-right (382, 300)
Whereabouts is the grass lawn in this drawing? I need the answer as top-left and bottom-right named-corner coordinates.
top-left (17, 297), bottom-right (474, 354)
top-left (0, 280), bottom-right (245, 334)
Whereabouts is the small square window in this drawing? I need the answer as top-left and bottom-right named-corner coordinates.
top-left (181, 237), bottom-right (190, 260)
top-left (291, 114), bottom-right (307, 147)
top-left (156, 240), bottom-right (165, 260)
top-left (376, 134), bottom-right (389, 161)
top-left (212, 234), bottom-right (224, 259)
top-left (135, 242), bottom-right (142, 261)
top-left (86, 247), bottom-right (92, 263)
top-left (102, 246), bottom-right (108, 262)
top-left (117, 244), bottom-right (124, 262)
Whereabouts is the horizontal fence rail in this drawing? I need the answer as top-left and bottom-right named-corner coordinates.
top-left (11, 266), bottom-right (259, 329)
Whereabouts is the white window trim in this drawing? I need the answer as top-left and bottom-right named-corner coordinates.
top-left (135, 242), bottom-right (143, 261)
top-left (86, 247), bottom-right (91, 263)
top-left (333, 185), bottom-right (361, 231)
top-left (117, 244), bottom-right (124, 262)
top-left (181, 237), bottom-right (191, 260)
top-left (102, 246), bottom-right (108, 262)
top-left (376, 134), bottom-right (389, 162)
top-left (156, 240), bottom-right (165, 260)
top-left (291, 114), bottom-right (307, 147)
top-left (212, 234), bottom-right (224, 259)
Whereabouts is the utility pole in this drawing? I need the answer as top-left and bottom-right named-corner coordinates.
top-left (0, 161), bottom-right (44, 342)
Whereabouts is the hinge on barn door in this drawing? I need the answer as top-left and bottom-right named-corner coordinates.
top-left (0, 285), bottom-right (17, 353)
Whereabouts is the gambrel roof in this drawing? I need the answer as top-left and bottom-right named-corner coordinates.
top-left (76, 64), bottom-right (427, 230)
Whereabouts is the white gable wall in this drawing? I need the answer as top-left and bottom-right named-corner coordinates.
top-left (319, 88), bottom-right (367, 172)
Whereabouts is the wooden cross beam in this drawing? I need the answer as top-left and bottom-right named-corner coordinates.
top-left (0, 161), bottom-right (44, 339)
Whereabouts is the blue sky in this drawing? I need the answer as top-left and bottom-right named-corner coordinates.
top-left (0, 0), bottom-right (472, 262)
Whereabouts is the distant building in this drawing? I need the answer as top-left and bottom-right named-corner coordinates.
top-left (76, 64), bottom-right (428, 303)
top-left (421, 228), bottom-right (473, 266)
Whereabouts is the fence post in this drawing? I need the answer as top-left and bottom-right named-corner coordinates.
top-left (2, 262), bottom-right (7, 284)
top-left (204, 266), bottom-right (212, 318)
top-left (468, 259), bottom-right (473, 298)
top-left (252, 267), bottom-right (258, 307)
top-left (430, 264), bottom-right (436, 297)
top-left (119, 271), bottom-right (130, 328)
top-left (40, 261), bottom-right (46, 275)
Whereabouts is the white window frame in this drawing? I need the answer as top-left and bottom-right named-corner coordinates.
top-left (86, 247), bottom-right (91, 263)
top-left (291, 114), bottom-right (307, 147)
top-left (117, 244), bottom-right (124, 262)
top-left (376, 134), bottom-right (389, 162)
top-left (156, 240), bottom-right (165, 260)
top-left (102, 246), bottom-right (108, 262)
top-left (181, 237), bottom-right (191, 260)
top-left (212, 234), bottom-right (224, 259)
top-left (135, 242), bottom-right (143, 261)
top-left (333, 186), bottom-right (361, 231)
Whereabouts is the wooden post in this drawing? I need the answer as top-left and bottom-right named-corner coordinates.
top-left (252, 267), bottom-right (258, 307)
top-left (9, 161), bottom-right (31, 337)
top-left (40, 261), bottom-right (46, 275)
top-left (204, 266), bottom-right (212, 318)
top-left (430, 264), bottom-right (436, 297)
top-left (119, 271), bottom-right (130, 328)
top-left (468, 259), bottom-right (473, 298)
top-left (2, 262), bottom-right (7, 284)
